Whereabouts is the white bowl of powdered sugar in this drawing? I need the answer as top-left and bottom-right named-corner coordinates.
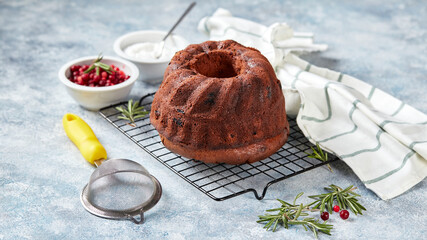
top-left (114, 30), bottom-right (188, 84)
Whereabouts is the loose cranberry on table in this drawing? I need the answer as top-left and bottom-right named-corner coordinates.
top-left (68, 55), bottom-right (130, 87)
top-left (340, 209), bottom-right (350, 220)
top-left (333, 205), bottom-right (340, 212)
top-left (320, 211), bottom-right (329, 221)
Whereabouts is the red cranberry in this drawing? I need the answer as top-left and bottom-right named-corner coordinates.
top-left (340, 210), bottom-right (349, 220)
top-left (320, 212), bottom-right (329, 221)
top-left (81, 73), bottom-right (89, 81)
top-left (76, 76), bottom-right (84, 85)
top-left (333, 205), bottom-right (340, 212)
top-left (67, 63), bottom-right (129, 87)
top-left (70, 65), bottom-right (79, 72)
top-left (81, 65), bottom-right (88, 71)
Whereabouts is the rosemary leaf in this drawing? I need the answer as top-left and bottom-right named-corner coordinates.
top-left (356, 201), bottom-right (367, 211)
top-left (84, 64), bottom-right (96, 74)
top-left (294, 203), bottom-right (303, 219)
top-left (309, 184), bottom-right (366, 216)
top-left (266, 208), bottom-right (284, 212)
top-left (328, 194), bottom-right (334, 213)
top-left (294, 192), bottom-right (304, 205)
top-left (272, 219), bottom-right (279, 232)
top-left (320, 194), bottom-right (329, 213)
top-left (258, 193), bottom-right (333, 238)
top-left (343, 185), bottom-right (351, 191)
top-left (115, 99), bottom-right (149, 127)
top-left (264, 219), bottom-right (274, 229)
top-left (313, 226), bottom-right (319, 239)
top-left (346, 198), bottom-right (357, 214)
top-left (277, 199), bottom-right (292, 207)
top-left (337, 192), bottom-right (344, 209)
top-left (303, 224), bottom-right (308, 231)
top-left (133, 114), bottom-right (149, 119)
top-left (306, 143), bottom-right (333, 172)
top-left (314, 203), bottom-right (322, 210)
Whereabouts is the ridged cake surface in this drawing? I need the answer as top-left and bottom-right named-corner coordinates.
top-left (150, 40), bottom-right (289, 164)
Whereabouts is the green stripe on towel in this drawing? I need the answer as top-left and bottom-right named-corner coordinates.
top-left (337, 73), bottom-right (343, 82)
top-left (368, 87), bottom-right (375, 100)
top-left (379, 120), bottom-right (427, 128)
top-left (391, 102), bottom-right (405, 116)
top-left (363, 151), bottom-right (416, 184)
top-left (409, 140), bottom-right (427, 150)
top-left (364, 140), bottom-right (427, 184)
top-left (317, 100), bottom-right (360, 143)
top-left (203, 17), bottom-right (210, 34)
top-left (301, 82), bottom-right (333, 122)
top-left (291, 70), bottom-right (304, 89)
top-left (339, 130), bottom-right (383, 159)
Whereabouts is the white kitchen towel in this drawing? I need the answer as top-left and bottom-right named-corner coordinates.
top-left (198, 9), bottom-right (427, 200)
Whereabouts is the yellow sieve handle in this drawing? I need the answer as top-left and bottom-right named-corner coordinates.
top-left (62, 113), bottom-right (107, 165)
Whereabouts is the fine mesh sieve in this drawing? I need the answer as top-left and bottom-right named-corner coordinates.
top-left (81, 158), bottom-right (162, 224)
top-left (63, 113), bottom-right (162, 224)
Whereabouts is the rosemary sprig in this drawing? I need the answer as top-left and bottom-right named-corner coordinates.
top-left (306, 143), bottom-right (333, 172)
top-left (84, 53), bottom-right (113, 75)
top-left (115, 99), bottom-right (149, 127)
top-left (257, 193), bottom-right (333, 239)
top-left (308, 184), bottom-right (366, 215)
top-left (258, 185), bottom-right (366, 238)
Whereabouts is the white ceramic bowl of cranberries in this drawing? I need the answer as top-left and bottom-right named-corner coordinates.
top-left (59, 56), bottom-right (139, 111)
top-left (113, 30), bottom-right (188, 84)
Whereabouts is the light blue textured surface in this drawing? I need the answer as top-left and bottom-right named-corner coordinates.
top-left (0, 0), bottom-right (426, 239)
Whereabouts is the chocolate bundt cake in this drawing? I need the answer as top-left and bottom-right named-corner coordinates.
top-left (150, 40), bottom-right (290, 164)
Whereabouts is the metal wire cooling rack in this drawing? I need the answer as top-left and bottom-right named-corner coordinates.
top-left (99, 93), bottom-right (337, 201)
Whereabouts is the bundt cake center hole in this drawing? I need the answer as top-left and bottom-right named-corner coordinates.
top-left (193, 51), bottom-right (239, 78)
